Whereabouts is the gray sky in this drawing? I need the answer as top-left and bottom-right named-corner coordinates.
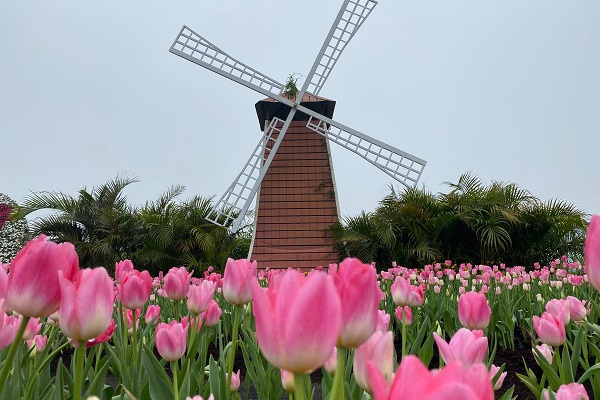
top-left (1, 1), bottom-right (599, 221)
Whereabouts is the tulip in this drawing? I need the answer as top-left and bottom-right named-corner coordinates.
top-left (458, 291), bottom-right (491, 330)
top-left (533, 344), bottom-right (554, 365)
top-left (155, 321), bottom-right (187, 361)
top-left (21, 316), bottom-right (42, 340)
top-left (367, 355), bottom-right (493, 400)
top-left (201, 300), bottom-right (222, 327)
top-left (223, 258), bottom-right (257, 305)
top-left (6, 235), bottom-right (79, 317)
top-left (145, 305), bottom-right (161, 325)
top-left (489, 364), bottom-right (507, 390)
top-left (58, 268), bottom-right (114, 342)
top-left (566, 296), bottom-right (587, 321)
top-left (433, 328), bottom-right (488, 367)
top-left (114, 259), bottom-right (134, 283)
top-left (375, 310), bottom-right (390, 332)
top-left (185, 396), bottom-right (214, 400)
top-left (553, 383), bottom-right (589, 400)
top-left (394, 306), bottom-right (412, 325)
top-left (228, 370), bottom-right (241, 392)
top-left (251, 269), bottom-right (341, 374)
top-left (0, 313), bottom-right (18, 350)
top-left (120, 270), bottom-right (152, 310)
top-left (584, 215), bottom-right (600, 292)
top-left (27, 334), bottom-right (48, 354)
top-left (408, 285), bottom-right (424, 307)
top-left (330, 258), bottom-right (379, 348)
top-left (533, 312), bottom-right (566, 347)
top-left (281, 369), bottom-right (295, 392)
top-left (545, 298), bottom-right (570, 325)
top-left (324, 347), bottom-right (337, 375)
top-left (84, 319), bottom-right (116, 348)
top-left (390, 276), bottom-right (411, 307)
top-left (163, 266), bottom-right (192, 301)
top-left (353, 331), bottom-right (394, 393)
top-left (187, 280), bottom-right (216, 314)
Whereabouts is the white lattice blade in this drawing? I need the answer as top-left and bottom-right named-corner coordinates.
top-left (301, 108), bottom-right (426, 187)
top-left (170, 26), bottom-right (295, 106)
top-left (302, 0), bottom-right (378, 96)
top-left (206, 118), bottom-right (288, 228)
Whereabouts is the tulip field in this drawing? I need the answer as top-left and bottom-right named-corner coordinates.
top-left (1, 216), bottom-right (600, 400)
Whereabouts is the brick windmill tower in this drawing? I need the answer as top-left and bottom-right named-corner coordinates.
top-left (169, 0), bottom-right (427, 269)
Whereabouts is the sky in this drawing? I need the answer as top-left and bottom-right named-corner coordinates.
top-left (1, 1), bottom-right (599, 222)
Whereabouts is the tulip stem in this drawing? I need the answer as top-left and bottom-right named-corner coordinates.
top-left (131, 310), bottom-right (138, 367)
top-left (293, 374), bottom-right (307, 400)
top-left (0, 315), bottom-right (30, 393)
top-left (227, 305), bottom-right (241, 399)
top-left (401, 312), bottom-right (407, 359)
top-left (331, 347), bottom-right (347, 400)
top-left (73, 341), bottom-right (86, 400)
top-left (171, 362), bottom-right (179, 400)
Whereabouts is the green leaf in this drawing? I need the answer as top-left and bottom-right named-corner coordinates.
top-left (577, 363), bottom-right (600, 384)
top-left (140, 346), bottom-right (172, 400)
top-left (516, 372), bottom-right (541, 399)
top-left (83, 357), bottom-right (111, 399)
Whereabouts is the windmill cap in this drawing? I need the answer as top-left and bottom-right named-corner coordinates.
top-left (255, 93), bottom-right (336, 130)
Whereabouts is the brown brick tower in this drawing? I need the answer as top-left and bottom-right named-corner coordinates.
top-left (250, 93), bottom-right (339, 269)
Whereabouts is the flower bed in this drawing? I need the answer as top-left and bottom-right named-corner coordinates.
top-left (1, 216), bottom-right (599, 400)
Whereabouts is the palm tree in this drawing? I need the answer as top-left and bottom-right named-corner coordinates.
top-left (333, 172), bottom-right (588, 269)
top-left (13, 175), bottom-right (139, 268)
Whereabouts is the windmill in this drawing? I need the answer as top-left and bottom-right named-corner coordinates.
top-left (169, 0), bottom-right (426, 269)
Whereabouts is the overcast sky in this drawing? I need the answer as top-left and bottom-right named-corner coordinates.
top-left (1, 1), bottom-right (599, 222)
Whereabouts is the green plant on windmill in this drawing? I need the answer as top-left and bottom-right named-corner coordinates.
top-left (284, 74), bottom-right (300, 99)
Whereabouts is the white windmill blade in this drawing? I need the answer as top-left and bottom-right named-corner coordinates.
top-left (301, 0), bottom-right (378, 96)
top-left (206, 111), bottom-right (297, 231)
top-left (169, 26), bottom-right (295, 105)
top-left (302, 110), bottom-right (426, 187)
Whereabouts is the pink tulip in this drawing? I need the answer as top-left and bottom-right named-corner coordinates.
top-left (155, 321), bottom-right (188, 361)
top-left (408, 285), bottom-right (424, 307)
top-left (390, 276), bottom-right (411, 306)
top-left (280, 369), bottom-right (295, 392)
top-left (433, 328), bottom-right (488, 367)
top-left (330, 258), bottom-right (379, 348)
top-left (83, 319), bottom-right (116, 348)
top-left (0, 313), bottom-right (18, 350)
top-left (394, 306), bottom-right (413, 325)
top-left (7, 235), bottom-right (79, 317)
top-left (222, 258), bottom-right (257, 305)
top-left (324, 347), bottom-right (337, 375)
top-left (145, 305), bottom-right (161, 325)
top-left (556, 383), bottom-right (589, 400)
top-left (27, 334), bottom-right (48, 354)
top-left (187, 280), bottom-right (216, 314)
top-left (21, 316), bottom-right (42, 340)
top-left (58, 267), bottom-right (114, 342)
top-left (367, 355), bottom-right (493, 400)
top-left (201, 300), bottom-right (222, 327)
top-left (458, 291), bottom-right (491, 330)
top-left (186, 395), bottom-right (214, 400)
top-left (375, 310), bottom-right (390, 332)
top-left (533, 343), bottom-right (554, 365)
top-left (251, 269), bottom-right (341, 374)
top-left (163, 266), bottom-right (192, 301)
top-left (353, 331), bottom-right (394, 393)
top-left (120, 270), bottom-right (152, 310)
top-left (489, 364), bottom-right (507, 390)
top-left (114, 259), bottom-right (134, 283)
top-left (533, 312), bottom-right (566, 347)
top-left (545, 298), bottom-right (570, 325)
top-left (566, 296), bottom-right (587, 321)
top-left (584, 215), bottom-right (600, 292)
top-left (228, 370), bottom-right (241, 392)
